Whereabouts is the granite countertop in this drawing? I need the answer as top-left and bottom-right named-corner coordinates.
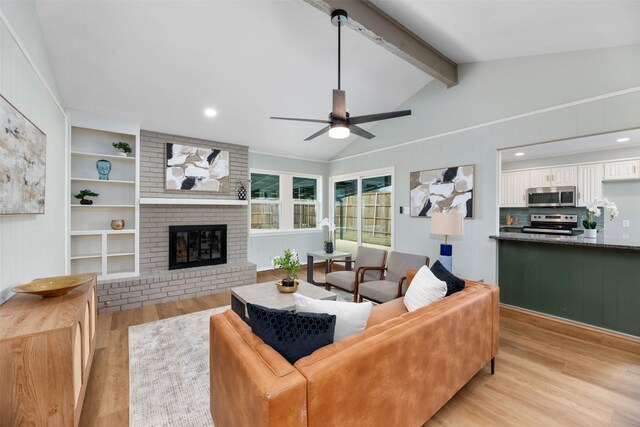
top-left (490, 232), bottom-right (640, 250)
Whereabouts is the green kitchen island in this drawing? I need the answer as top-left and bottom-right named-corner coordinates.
top-left (492, 232), bottom-right (640, 337)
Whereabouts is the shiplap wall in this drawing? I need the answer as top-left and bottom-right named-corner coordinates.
top-left (0, 1), bottom-right (68, 303)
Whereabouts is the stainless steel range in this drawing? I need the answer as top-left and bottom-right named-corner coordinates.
top-left (522, 214), bottom-right (581, 236)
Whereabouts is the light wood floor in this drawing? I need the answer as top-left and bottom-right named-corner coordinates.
top-left (80, 266), bottom-right (640, 426)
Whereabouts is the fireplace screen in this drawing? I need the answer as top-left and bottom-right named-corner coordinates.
top-left (169, 225), bottom-right (226, 270)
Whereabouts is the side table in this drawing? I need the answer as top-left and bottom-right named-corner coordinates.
top-left (306, 250), bottom-right (352, 286)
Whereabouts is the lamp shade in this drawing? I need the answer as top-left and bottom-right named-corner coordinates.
top-left (430, 212), bottom-right (464, 236)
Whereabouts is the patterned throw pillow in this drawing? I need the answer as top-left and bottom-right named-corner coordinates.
top-left (430, 260), bottom-right (465, 296)
top-left (247, 303), bottom-right (336, 364)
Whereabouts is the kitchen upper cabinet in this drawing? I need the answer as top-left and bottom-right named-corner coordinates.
top-left (577, 163), bottom-right (604, 206)
top-left (604, 160), bottom-right (640, 181)
top-left (528, 169), bottom-right (550, 187)
top-left (527, 167), bottom-right (577, 187)
top-left (501, 171), bottom-right (530, 207)
top-left (550, 166), bottom-right (577, 187)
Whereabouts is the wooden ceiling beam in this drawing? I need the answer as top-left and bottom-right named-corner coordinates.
top-left (302, 0), bottom-right (458, 87)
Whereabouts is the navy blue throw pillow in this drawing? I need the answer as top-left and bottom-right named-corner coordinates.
top-left (431, 260), bottom-right (465, 296)
top-left (247, 303), bottom-right (336, 364)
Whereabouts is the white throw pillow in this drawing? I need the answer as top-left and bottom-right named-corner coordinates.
top-left (293, 293), bottom-right (373, 342)
top-left (403, 265), bottom-right (447, 312)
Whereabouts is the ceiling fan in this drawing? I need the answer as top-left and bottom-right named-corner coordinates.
top-left (271, 9), bottom-right (412, 141)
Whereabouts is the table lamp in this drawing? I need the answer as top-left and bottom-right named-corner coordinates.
top-left (430, 212), bottom-right (464, 272)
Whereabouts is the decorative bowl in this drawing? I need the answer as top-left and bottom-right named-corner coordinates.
top-left (276, 280), bottom-right (299, 293)
top-left (111, 219), bottom-right (125, 230)
top-left (11, 274), bottom-right (93, 298)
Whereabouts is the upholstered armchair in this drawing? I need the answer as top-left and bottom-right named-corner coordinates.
top-left (325, 246), bottom-right (388, 302)
top-left (357, 252), bottom-right (429, 303)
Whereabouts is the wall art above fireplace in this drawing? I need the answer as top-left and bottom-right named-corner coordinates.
top-left (169, 224), bottom-right (227, 270)
top-left (165, 143), bottom-right (229, 192)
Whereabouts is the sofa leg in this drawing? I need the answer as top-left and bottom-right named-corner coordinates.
top-left (325, 284), bottom-right (331, 291)
top-left (491, 358), bottom-right (495, 375)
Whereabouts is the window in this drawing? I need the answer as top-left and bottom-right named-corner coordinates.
top-left (293, 177), bottom-right (318, 229)
top-left (250, 173), bottom-right (280, 230)
top-left (332, 169), bottom-right (393, 254)
top-left (250, 171), bottom-right (321, 232)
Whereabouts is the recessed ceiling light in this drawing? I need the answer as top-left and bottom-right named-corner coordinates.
top-left (204, 108), bottom-right (217, 117)
top-left (616, 137), bottom-right (630, 143)
top-left (515, 152), bottom-right (525, 156)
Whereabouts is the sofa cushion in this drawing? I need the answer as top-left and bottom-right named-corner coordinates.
top-left (365, 297), bottom-right (408, 328)
top-left (358, 280), bottom-right (403, 303)
top-left (325, 270), bottom-right (356, 291)
top-left (431, 260), bottom-right (465, 296)
top-left (403, 266), bottom-right (447, 312)
top-left (293, 293), bottom-right (373, 342)
top-left (247, 303), bottom-right (336, 364)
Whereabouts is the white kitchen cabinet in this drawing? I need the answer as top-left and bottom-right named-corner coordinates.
top-left (528, 169), bottom-right (550, 187)
top-left (500, 171), bottom-right (530, 207)
top-left (528, 166), bottom-right (577, 187)
top-left (550, 166), bottom-right (577, 187)
top-left (577, 163), bottom-right (604, 206)
top-left (604, 160), bottom-right (640, 181)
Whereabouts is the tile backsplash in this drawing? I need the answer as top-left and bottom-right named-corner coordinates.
top-left (500, 207), bottom-right (604, 229)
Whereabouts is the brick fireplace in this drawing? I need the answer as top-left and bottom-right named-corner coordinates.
top-left (96, 130), bottom-right (256, 312)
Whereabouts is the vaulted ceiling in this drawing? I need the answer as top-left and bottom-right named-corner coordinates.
top-left (35, 1), bottom-right (640, 161)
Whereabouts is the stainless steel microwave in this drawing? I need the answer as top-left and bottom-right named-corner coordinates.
top-left (527, 186), bottom-right (576, 207)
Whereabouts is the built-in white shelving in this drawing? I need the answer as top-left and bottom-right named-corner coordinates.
top-left (69, 121), bottom-right (140, 280)
top-left (71, 178), bottom-right (135, 184)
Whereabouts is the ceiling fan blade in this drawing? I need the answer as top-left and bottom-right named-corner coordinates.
top-left (271, 116), bottom-right (332, 124)
top-left (332, 89), bottom-right (347, 120)
top-left (349, 109), bottom-right (412, 125)
top-left (349, 125), bottom-right (375, 139)
top-left (304, 126), bottom-right (331, 141)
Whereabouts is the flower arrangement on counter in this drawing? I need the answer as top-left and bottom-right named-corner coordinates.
top-left (583, 198), bottom-right (618, 235)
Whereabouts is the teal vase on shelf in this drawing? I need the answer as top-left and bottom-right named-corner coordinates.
top-left (96, 159), bottom-right (112, 180)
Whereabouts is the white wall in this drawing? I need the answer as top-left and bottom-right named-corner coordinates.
top-left (329, 44), bottom-right (640, 284)
top-left (248, 152), bottom-right (329, 270)
top-left (0, 0), bottom-right (68, 303)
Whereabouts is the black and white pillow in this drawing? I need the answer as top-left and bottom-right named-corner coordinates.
top-left (430, 260), bottom-right (465, 296)
top-left (247, 303), bottom-right (336, 364)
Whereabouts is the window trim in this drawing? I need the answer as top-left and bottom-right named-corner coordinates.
top-left (249, 169), bottom-right (322, 234)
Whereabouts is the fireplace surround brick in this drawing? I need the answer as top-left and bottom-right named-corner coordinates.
top-left (96, 130), bottom-right (256, 313)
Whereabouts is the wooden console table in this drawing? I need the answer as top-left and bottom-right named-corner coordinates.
top-left (0, 274), bottom-right (97, 427)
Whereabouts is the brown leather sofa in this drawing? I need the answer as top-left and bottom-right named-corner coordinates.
top-left (210, 272), bottom-right (499, 427)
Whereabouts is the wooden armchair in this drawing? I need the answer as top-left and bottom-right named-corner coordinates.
top-left (324, 246), bottom-right (388, 302)
top-left (357, 252), bottom-right (430, 303)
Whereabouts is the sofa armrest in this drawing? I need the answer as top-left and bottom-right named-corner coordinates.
top-left (210, 310), bottom-right (307, 427)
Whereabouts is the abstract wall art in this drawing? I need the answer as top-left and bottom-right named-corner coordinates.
top-left (0, 95), bottom-right (46, 214)
top-left (165, 143), bottom-right (229, 192)
top-left (410, 164), bottom-right (474, 218)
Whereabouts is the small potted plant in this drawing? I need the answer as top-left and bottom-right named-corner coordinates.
top-left (112, 141), bottom-right (132, 157)
top-left (318, 218), bottom-right (336, 253)
top-left (272, 248), bottom-right (301, 293)
top-left (583, 198), bottom-right (618, 238)
top-left (74, 189), bottom-right (99, 205)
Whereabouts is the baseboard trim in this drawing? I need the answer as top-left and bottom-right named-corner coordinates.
top-left (500, 304), bottom-right (640, 355)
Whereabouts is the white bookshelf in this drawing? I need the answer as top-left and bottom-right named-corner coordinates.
top-left (69, 122), bottom-right (140, 280)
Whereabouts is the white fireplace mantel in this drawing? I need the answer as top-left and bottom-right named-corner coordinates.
top-left (139, 198), bottom-right (248, 206)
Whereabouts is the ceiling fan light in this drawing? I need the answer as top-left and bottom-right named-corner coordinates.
top-left (328, 124), bottom-right (350, 139)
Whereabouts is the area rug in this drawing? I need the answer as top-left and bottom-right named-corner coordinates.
top-left (128, 289), bottom-right (353, 426)
top-left (129, 306), bottom-right (228, 427)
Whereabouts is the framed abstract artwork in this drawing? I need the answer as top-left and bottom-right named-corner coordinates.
top-left (0, 94), bottom-right (46, 214)
top-left (165, 143), bottom-right (229, 192)
top-left (410, 164), bottom-right (474, 218)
